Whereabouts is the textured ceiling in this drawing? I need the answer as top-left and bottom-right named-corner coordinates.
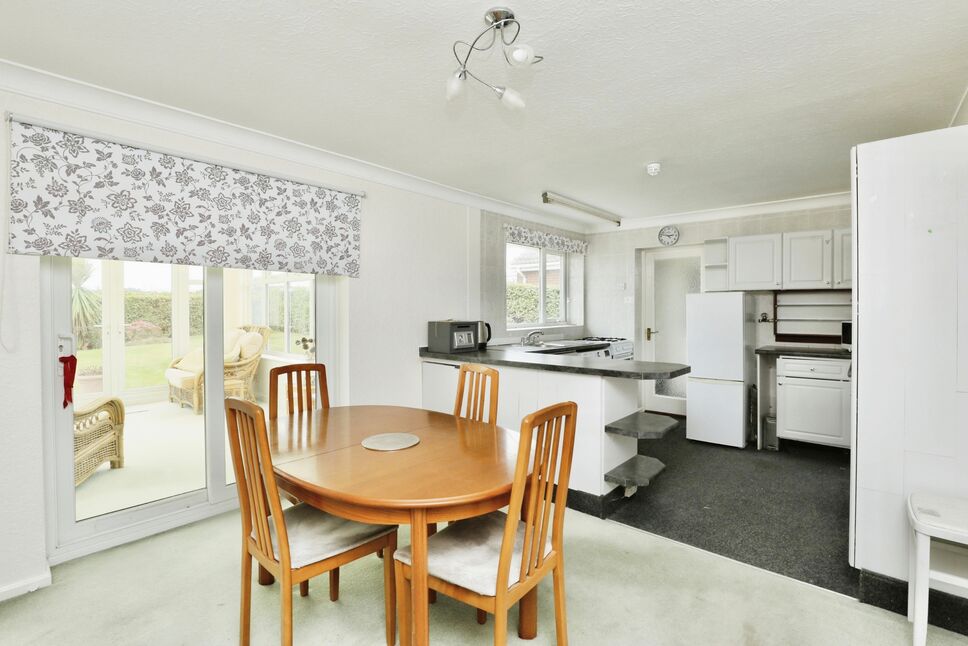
top-left (1, 0), bottom-right (966, 225)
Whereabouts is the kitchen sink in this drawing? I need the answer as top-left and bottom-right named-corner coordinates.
top-left (494, 340), bottom-right (610, 354)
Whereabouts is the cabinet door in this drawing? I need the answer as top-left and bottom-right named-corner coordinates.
top-left (776, 376), bottom-right (850, 447)
top-left (782, 230), bottom-right (833, 289)
top-left (727, 234), bottom-right (782, 290)
top-left (833, 228), bottom-right (852, 289)
top-left (421, 361), bottom-right (459, 414)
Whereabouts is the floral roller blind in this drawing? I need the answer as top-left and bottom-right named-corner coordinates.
top-left (503, 223), bottom-right (587, 255)
top-left (8, 120), bottom-right (362, 277)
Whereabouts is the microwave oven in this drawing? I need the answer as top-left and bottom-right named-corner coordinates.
top-left (841, 321), bottom-right (852, 350)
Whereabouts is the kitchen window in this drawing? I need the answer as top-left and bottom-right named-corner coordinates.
top-left (505, 243), bottom-right (570, 328)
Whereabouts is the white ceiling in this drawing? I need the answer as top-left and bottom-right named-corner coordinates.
top-left (1, 1), bottom-right (967, 228)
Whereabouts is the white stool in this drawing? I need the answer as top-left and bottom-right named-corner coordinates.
top-left (906, 493), bottom-right (968, 646)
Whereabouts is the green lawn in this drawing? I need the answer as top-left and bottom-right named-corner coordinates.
top-left (77, 336), bottom-right (202, 390)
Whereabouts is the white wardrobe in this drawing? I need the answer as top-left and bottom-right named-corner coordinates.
top-left (853, 123), bottom-right (968, 594)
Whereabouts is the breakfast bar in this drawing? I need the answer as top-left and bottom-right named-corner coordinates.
top-left (419, 345), bottom-right (690, 516)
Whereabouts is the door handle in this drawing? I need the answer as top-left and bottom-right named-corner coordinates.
top-left (646, 327), bottom-right (659, 341)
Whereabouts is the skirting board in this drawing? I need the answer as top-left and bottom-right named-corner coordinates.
top-left (0, 570), bottom-right (52, 603)
top-left (566, 486), bottom-right (627, 519)
top-left (859, 570), bottom-right (968, 637)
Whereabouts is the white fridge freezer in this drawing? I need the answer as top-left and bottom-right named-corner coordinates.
top-left (685, 292), bottom-right (755, 448)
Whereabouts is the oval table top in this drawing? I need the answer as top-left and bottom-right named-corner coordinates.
top-left (269, 405), bottom-right (520, 512)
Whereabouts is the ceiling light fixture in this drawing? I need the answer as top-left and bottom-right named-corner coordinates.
top-left (448, 7), bottom-right (543, 109)
top-left (541, 191), bottom-right (622, 226)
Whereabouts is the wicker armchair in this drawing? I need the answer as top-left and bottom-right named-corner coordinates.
top-left (74, 397), bottom-right (125, 486)
top-left (166, 325), bottom-right (271, 413)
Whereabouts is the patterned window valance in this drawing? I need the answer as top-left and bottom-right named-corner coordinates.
top-left (503, 223), bottom-right (587, 255)
top-left (7, 120), bottom-right (362, 277)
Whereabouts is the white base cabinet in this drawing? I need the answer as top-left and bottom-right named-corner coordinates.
top-left (776, 357), bottom-right (851, 448)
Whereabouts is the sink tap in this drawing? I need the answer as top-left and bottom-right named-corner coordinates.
top-left (521, 330), bottom-right (544, 346)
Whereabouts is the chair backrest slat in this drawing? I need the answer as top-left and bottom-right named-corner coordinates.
top-left (497, 401), bottom-right (577, 594)
top-left (226, 397), bottom-right (291, 566)
top-left (269, 363), bottom-right (330, 419)
top-left (454, 364), bottom-right (499, 424)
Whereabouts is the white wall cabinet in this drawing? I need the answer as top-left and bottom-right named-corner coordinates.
top-left (783, 230), bottom-right (833, 289)
top-left (833, 228), bottom-right (852, 289)
top-left (727, 234), bottom-right (782, 290)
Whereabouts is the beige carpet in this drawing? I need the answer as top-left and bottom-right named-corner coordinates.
top-left (0, 508), bottom-right (965, 645)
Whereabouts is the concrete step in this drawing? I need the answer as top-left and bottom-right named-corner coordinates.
top-left (605, 411), bottom-right (679, 440)
top-left (604, 455), bottom-right (666, 488)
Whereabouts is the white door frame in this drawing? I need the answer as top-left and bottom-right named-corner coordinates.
top-left (640, 245), bottom-right (703, 414)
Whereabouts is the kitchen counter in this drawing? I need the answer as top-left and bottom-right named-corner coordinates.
top-left (755, 345), bottom-right (851, 360)
top-left (418, 346), bottom-right (690, 380)
top-left (420, 345), bottom-right (689, 516)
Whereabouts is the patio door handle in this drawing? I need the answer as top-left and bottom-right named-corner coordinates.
top-left (57, 334), bottom-right (75, 357)
top-left (646, 328), bottom-right (659, 341)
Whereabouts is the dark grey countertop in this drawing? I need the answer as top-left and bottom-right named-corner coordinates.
top-left (419, 347), bottom-right (690, 380)
top-left (755, 345), bottom-right (852, 360)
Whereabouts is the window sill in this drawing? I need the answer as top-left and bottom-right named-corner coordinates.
top-left (260, 353), bottom-right (313, 363)
top-left (506, 323), bottom-right (582, 332)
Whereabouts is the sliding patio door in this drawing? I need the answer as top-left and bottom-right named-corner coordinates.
top-left (44, 257), bottom-right (342, 561)
top-left (45, 257), bottom-right (234, 555)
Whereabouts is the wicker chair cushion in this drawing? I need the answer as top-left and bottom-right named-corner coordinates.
top-left (393, 510), bottom-right (551, 597)
top-left (165, 367), bottom-right (198, 389)
top-left (176, 349), bottom-right (205, 374)
top-left (266, 503), bottom-right (395, 568)
top-left (225, 328), bottom-right (245, 351)
top-left (238, 332), bottom-right (265, 359)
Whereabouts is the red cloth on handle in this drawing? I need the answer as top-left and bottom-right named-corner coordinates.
top-left (59, 355), bottom-right (77, 409)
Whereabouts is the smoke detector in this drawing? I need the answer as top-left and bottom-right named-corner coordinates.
top-left (646, 162), bottom-right (662, 177)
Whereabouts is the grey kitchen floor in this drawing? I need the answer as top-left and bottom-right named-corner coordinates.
top-left (609, 415), bottom-right (858, 597)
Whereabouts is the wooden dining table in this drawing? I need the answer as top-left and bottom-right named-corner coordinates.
top-left (266, 404), bottom-right (535, 646)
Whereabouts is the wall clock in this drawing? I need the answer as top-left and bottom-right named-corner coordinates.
top-left (658, 225), bottom-right (680, 246)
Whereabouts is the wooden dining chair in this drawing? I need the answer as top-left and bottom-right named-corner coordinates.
top-left (267, 363), bottom-right (330, 566)
top-left (394, 401), bottom-right (578, 646)
top-left (268, 363), bottom-right (330, 420)
top-left (225, 398), bottom-right (398, 646)
top-left (448, 362), bottom-right (500, 619)
top-left (454, 363), bottom-right (499, 424)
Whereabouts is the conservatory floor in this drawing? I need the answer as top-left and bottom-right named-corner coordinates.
top-left (75, 399), bottom-right (246, 520)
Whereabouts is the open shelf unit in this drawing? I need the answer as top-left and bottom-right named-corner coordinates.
top-left (703, 238), bottom-right (728, 292)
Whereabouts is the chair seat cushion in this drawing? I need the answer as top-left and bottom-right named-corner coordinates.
top-left (165, 367), bottom-right (198, 389)
top-left (267, 504), bottom-right (395, 569)
top-left (394, 511), bottom-right (552, 597)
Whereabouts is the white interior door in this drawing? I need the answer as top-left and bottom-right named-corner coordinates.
top-left (641, 245), bottom-right (702, 414)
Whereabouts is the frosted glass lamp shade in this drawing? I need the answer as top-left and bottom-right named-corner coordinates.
top-left (446, 72), bottom-right (465, 101)
top-left (498, 87), bottom-right (525, 110)
top-left (506, 43), bottom-right (535, 66)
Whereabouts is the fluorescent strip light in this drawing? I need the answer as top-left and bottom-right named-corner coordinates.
top-left (541, 191), bottom-right (622, 226)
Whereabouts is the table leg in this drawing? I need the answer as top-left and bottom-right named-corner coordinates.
top-left (411, 508), bottom-right (430, 646)
top-left (518, 587), bottom-right (538, 639)
top-left (907, 528), bottom-right (916, 622)
top-left (913, 531), bottom-right (930, 646)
